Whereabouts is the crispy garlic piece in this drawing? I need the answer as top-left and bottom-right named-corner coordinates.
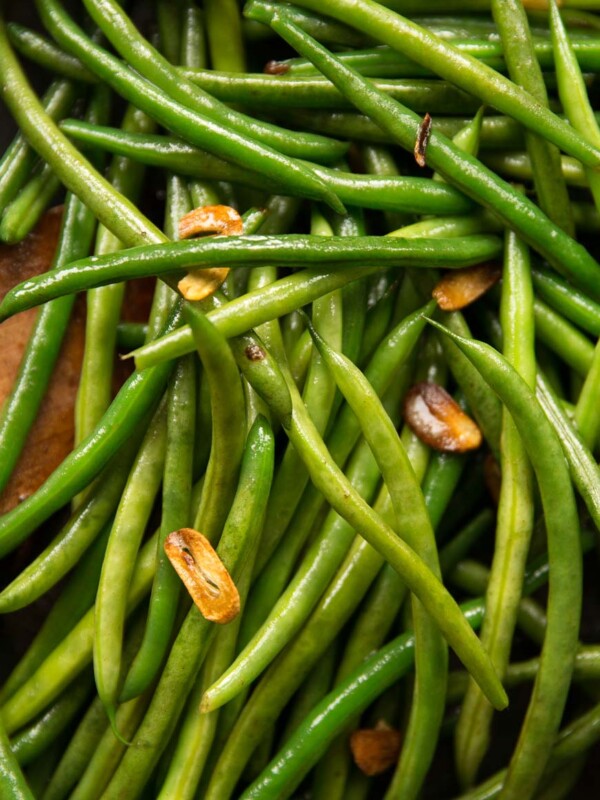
top-left (350, 721), bottom-right (402, 776)
top-left (177, 205), bottom-right (243, 302)
top-left (432, 263), bottom-right (501, 311)
top-left (403, 382), bottom-right (482, 452)
top-left (164, 527), bottom-right (240, 624)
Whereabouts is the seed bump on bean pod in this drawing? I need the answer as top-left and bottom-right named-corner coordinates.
top-left (164, 528), bottom-right (240, 624)
top-left (403, 382), bottom-right (482, 452)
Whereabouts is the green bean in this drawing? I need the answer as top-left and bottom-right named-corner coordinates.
top-left (204, 0), bottom-right (245, 71)
top-left (181, 68), bottom-right (481, 112)
top-left (534, 297), bottom-right (595, 376)
top-left (282, 36), bottom-right (600, 77)
top-left (252, 209), bottom-right (342, 569)
top-left (101, 418), bottom-right (275, 800)
top-left (120, 357), bottom-right (196, 703)
top-left (428, 320), bottom-right (582, 799)
top-left (550, 0), bottom-right (600, 215)
top-left (0, 300), bottom-right (180, 559)
top-left (246, 1), bottom-right (600, 299)
top-left (41, 697), bottom-right (107, 800)
top-left (187, 309), bottom-right (246, 541)
top-left (0, 234), bottom-right (502, 319)
top-left (0, 78), bottom-right (76, 211)
top-left (536, 371), bottom-right (600, 535)
top-left (94, 402), bottom-right (168, 728)
top-left (491, 0), bottom-right (573, 233)
top-left (532, 267), bottom-right (600, 337)
top-left (455, 230), bottom-right (536, 787)
top-left (0, 12), bottom-right (165, 245)
top-left (482, 151), bottom-right (587, 188)
top-left (203, 299), bottom-right (430, 709)
top-left (0, 195), bottom-right (96, 495)
top-left (0, 437), bottom-right (139, 613)
top-left (59, 120), bottom-right (477, 214)
top-left (10, 674), bottom-right (92, 767)
top-left (0, 531), bottom-right (157, 736)
top-left (70, 691), bottom-right (151, 800)
top-left (115, 322), bottom-right (147, 351)
top-left (0, 718), bottom-right (34, 800)
top-left (574, 338), bottom-right (600, 450)
top-left (0, 526), bottom-right (109, 703)
top-left (227, 335), bottom-right (508, 710)
top-left (157, 419), bottom-right (274, 799)
top-left (75, 104), bottom-right (157, 447)
top-left (277, 0), bottom-right (600, 166)
top-left (7, 22), bottom-right (96, 82)
top-left (0, 164), bottom-right (61, 244)
top-left (239, 531), bottom-right (594, 800)
top-left (59, 0), bottom-right (349, 180)
top-left (307, 318), bottom-right (446, 800)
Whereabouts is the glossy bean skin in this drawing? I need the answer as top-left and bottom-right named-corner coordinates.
top-left (245, 2), bottom-right (600, 300)
top-left (0, 234), bottom-right (502, 319)
top-left (36, 0), bottom-right (346, 213)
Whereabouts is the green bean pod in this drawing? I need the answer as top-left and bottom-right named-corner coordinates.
top-left (428, 320), bottom-right (582, 800)
top-left (0, 234), bottom-right (502, 319)
top-left (0, 532), bottom-right (157, 736)
top-left (0, 719), bottom-right (34, 800)
top-left (120, 357), bottom-right (196, 703)
top-left (306, 321), bottom-right (446, 800)
top-left (94, 401), bottom-right (168, 729)
top-left (101, 417), bottom-right (275, 800)
top-left (245, 2), bottom-right (600, 300)
top-left (0, 164), bottom-right (61, 244)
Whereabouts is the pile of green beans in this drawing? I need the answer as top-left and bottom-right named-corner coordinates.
top-left (0, 1), bottom-right (599, 798)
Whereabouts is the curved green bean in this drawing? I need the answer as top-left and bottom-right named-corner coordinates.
top-left (245, 2), bottom-right (600, 299)
top-left (0, 234), bottom-right (502, 320)
top-left (428, 320), bottom-right (582, 800)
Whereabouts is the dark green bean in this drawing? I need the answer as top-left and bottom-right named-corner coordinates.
top-left (532, 266), bottom-right (600, 337)
top-left (181, 68), bottom-right (481, 112)
top-left (491, 0), bottom-right (573, 232)
top-left (0, 235), bottom-right (502, 319)
top-left (273, 0), bottom-right (600, 166)
top-left (42, 0), bottom-right (349, 183)
top-left (536, 371), bottom-right (600, 536)
top-left (59, 120), bottom-right (477, 214)
top-left (0, 303), bottom-right (181, 558)
top-left (246, 1), bottom-right (600, 299)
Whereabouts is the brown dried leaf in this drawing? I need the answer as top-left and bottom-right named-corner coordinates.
top-left (164, 528), bottom-right (240, 624)
top-left (177, 205), bottom-right (243, 302)
top-left (350, 722), bottom-right (402, 776)
top-left (432, 263), bottom-right (501, 311)
top-left (403, 382), bottom-right (482, 452)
